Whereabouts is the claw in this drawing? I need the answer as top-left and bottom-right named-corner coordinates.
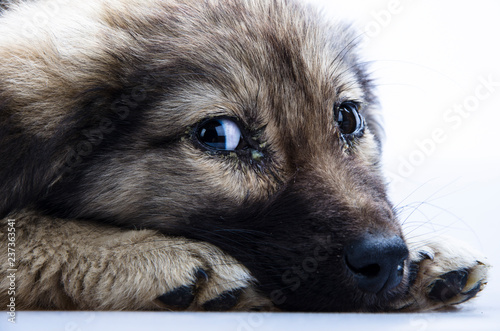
top-left (202, 288), bottom-right (243, 311)
top-left (158, 285), bottom-right (195, 309)
top-left (418, 249), bottom-right (434, 261)
top-left (428, 269), bottom-right (469, 302)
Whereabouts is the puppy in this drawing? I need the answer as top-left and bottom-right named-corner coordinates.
top-left (0, 0), bottom-right (489, 312)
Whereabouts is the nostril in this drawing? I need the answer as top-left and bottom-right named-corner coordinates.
top-left (346, 261), bottom-right (381, 279)
top-left (345, 234), bottom-right (408, 294)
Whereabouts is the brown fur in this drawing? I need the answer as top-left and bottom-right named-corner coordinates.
top-left (0, 0), bottom-right (488, 311)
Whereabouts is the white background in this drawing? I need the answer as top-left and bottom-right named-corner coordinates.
top-left (2, 0), bottom-right (499, 330)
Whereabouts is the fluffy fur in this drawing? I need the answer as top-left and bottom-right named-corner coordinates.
top-left (0, 0), bottom-right (488, 312)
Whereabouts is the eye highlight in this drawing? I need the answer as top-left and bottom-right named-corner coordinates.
top-left (196, 118), bottom-right (245, 151)
top-left (335, 102), bottom-right (364, 136)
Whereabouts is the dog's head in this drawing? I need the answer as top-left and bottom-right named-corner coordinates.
top-left (0, 0), bottom-right (409, 311)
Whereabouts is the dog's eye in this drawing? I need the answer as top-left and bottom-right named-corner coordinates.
top-left (336, 102), bottom-right (363, 135)
top-left (197, 118), bottom-right (244, 151)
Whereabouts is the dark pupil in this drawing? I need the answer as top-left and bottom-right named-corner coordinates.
top-left (338, 106), bottom-right (359, 134)
top-left (199, 121), bottom-right (227, 149)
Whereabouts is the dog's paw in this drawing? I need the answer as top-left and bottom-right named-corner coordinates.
top-left (157, 270), bottom-right (248, 311)
top-left (149, 241), bottom-right (273, 311)
top-left (393, 237), bottom-right (490, 311)
top-left (62, 229), bottom-right (273, 311)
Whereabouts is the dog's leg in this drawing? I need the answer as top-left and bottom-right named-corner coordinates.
top-left (392, 237), bottom-right (490, 311)
top-left (0, 211), bottom-right (272, 311)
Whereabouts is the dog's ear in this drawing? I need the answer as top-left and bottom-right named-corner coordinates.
top-left (0, 88), bottom-right (72, 218)
top-left (0, 106), bottom-right (59, 217)
top-left (0, 112), bottom-right (39, 217)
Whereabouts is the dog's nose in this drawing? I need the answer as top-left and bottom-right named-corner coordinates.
top-left (345, 234), bottom-right (408, 293)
